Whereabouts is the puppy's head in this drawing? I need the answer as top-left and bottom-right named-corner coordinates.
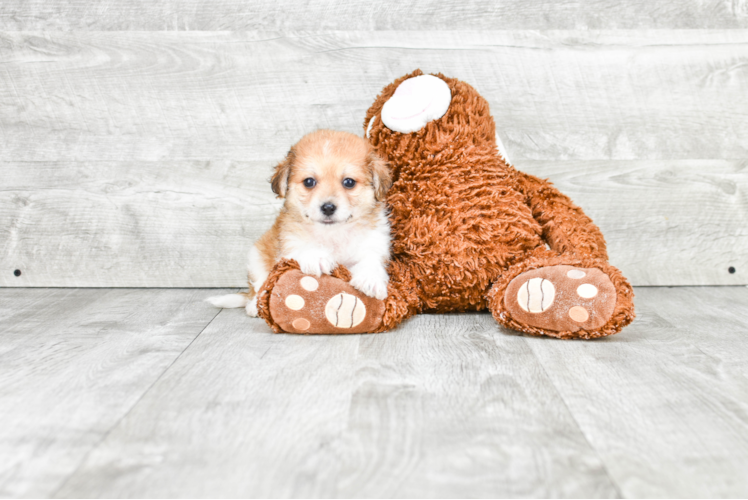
top-left (271, 130), bottom-right (391, 225)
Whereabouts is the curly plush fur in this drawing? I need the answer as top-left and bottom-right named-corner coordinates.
top-left (259, 70), bottom-right (635, 339)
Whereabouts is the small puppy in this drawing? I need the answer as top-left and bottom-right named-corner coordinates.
top-left (207, 129), bottom-right (392, 316)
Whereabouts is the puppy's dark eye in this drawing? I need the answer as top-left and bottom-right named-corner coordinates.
top-left (303, 178), bottom-right (316, 188)
top-left (342, 178), bottom-right (356, 189)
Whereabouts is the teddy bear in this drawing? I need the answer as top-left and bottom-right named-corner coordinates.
top-left (257, 70), bottom-right (635, 339)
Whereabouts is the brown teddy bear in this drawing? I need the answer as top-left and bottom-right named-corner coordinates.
top-left (258, 70), bottom-right (635, 339)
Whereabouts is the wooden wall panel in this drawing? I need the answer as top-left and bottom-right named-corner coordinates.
top-left (1, 160), bottom-right (281, 287)
top-left (521, 160), bottom-right (748, 287)
top-left (2, 0), bottom-right (748, 30)
top-left (1, 31), bottom-right (746, 286)
top-left (2, 31), bottom-right (748, 163)
top-left (2, 159), bottom-right (745, 287)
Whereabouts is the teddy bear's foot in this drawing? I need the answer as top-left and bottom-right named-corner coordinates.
top-left (503, 265), bottom-right (618, 335)
top-left (265, 269), bottom-right (386, 334)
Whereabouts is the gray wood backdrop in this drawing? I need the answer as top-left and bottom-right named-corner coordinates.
top-left (1, 3), bottom-right (747, 287)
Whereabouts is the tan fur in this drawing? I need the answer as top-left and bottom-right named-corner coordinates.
top-left (279, 130), bottom-right (389, 229)
top-left (255, 221), bottom-right (281, 271)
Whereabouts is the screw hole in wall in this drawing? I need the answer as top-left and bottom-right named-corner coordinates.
top-left (14, 269), bottom-right (21, 277)
top-left (728, 266), bottom-right (736, 274)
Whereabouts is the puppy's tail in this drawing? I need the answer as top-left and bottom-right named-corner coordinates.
top-left (205, 291), bottom-right (253, 309)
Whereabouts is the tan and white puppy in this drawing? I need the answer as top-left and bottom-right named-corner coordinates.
top-left (207, 129), bottom-right (392, 316)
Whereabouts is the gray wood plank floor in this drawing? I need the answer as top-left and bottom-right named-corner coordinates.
top-left (1, 286), bottom-right (747, 498)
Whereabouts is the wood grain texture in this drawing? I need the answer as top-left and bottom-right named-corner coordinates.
top-left (2, 160), bottom-right (745, 287)
top-left (521, 160), bottom-right (748, 287)
top-left (1, 31), bottom-right (748, 162)
top-left (0, 160), bottom-right (282, 287)
top-left (54, 303), bottom-right (365, 498)
top-left (0, 288), bottom-right (226, 498)
top-left (527, 286), bottom-right (748, 497)
top-left (330, 314), bottom-right (617, 498)
top-left (55, 309), bottom-right (618, 498)
top-left (2, 0), bottom-right (748, 30)
top-left (25, 286), bottom-right (745, 497)
top-left (2, 31), bottom-right (746, 287)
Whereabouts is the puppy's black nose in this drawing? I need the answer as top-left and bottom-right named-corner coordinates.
top-left (321, 202), bottom-right (336, 216)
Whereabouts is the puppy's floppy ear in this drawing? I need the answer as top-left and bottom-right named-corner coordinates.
top-left (270, 148), bottom-right (295, 198)
top-left (367, 150), bottom-right (392, 201)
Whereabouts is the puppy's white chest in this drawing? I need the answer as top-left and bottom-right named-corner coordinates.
top-left (313, 226), bottom-right (360, 263)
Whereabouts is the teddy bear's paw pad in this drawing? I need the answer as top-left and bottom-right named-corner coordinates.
top-left (268, 270), bottom-right (385, 334)
top-left (505, 265), bottom-right (617, 333)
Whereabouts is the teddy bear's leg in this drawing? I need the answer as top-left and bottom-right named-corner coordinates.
top-left (486, 252), bottom-right (635, 339)
top-left (256, 259), bottom-right (420, 334)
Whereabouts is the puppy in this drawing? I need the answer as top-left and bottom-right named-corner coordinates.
top-left (207, 129), bottom-right (392, 317)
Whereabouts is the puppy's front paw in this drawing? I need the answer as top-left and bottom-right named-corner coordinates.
top-left (246, 296), bottom-right (259, 317)
top-left (296, 254), bottom-right (337, 277)
top-left (350, 263), bottom-right (389, 300)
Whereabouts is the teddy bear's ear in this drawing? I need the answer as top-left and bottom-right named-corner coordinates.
top-left (270, 148), bottom-right (295, 198)
top-left (381, 74), bottom-right (451, 133)
top-left (367, 150), bottom-right (392, 201)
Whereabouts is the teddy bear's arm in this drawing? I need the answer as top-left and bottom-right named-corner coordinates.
top-left (513, 170), bottom-right (609, 260)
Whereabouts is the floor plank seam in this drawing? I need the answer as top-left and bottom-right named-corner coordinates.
top-left (524, 338), bottom-right (625, 499)
top-left (48, 306), bottom-right (224, 498)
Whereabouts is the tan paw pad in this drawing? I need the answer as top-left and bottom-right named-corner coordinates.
top-left (576, 284), bottom-right (598, 298)
top-left (300, 276), bottom-right (319, 291)
top-left (268, 270), bottom-right (386, 334)
top-left (516, 277), bottom-right (555, 313)
top-left (325, 293), bottom-right (366, 328)
top-left (505, 265), bottom-right (617, 333)
top-left (292, 318), bottom-right (311, 331)
top-left (285, 294), bottom-right (305, 310)
top-left (568, 306), bottom-right (589, 322)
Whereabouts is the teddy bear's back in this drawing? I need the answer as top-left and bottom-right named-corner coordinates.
top-left (367, 71), bottom-right (551, 312)
top-left (386, 145), bottom-right (546, 313)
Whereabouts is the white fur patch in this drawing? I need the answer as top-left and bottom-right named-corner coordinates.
top-left (282, 210), bottom-right (391, 299)
top-left (495, 132), bottom-right (511, 164)
top-left (206, 293), bottom-right (248, 308)
top-left (366, 115), bottom-right (377, 138)
top-left (247, 245), bottom-right (269, 292)
top-left (349, 258), bottom-right (389, 300)
top-left (246, 296), bottom-right (259, 317)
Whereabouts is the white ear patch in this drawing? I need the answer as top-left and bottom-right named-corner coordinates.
top-left (366, 115), bottom-right (377, 138)
top-left (495, 132), bottom-right (511, 164)
top-left (381, 75), bottom-right (451, 134)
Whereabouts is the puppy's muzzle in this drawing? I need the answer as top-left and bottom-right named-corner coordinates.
top-left (321, 202), bottom-right (337, 216)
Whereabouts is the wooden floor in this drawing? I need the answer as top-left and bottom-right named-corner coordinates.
top-left (1, 287), bottom-right (747, 498)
